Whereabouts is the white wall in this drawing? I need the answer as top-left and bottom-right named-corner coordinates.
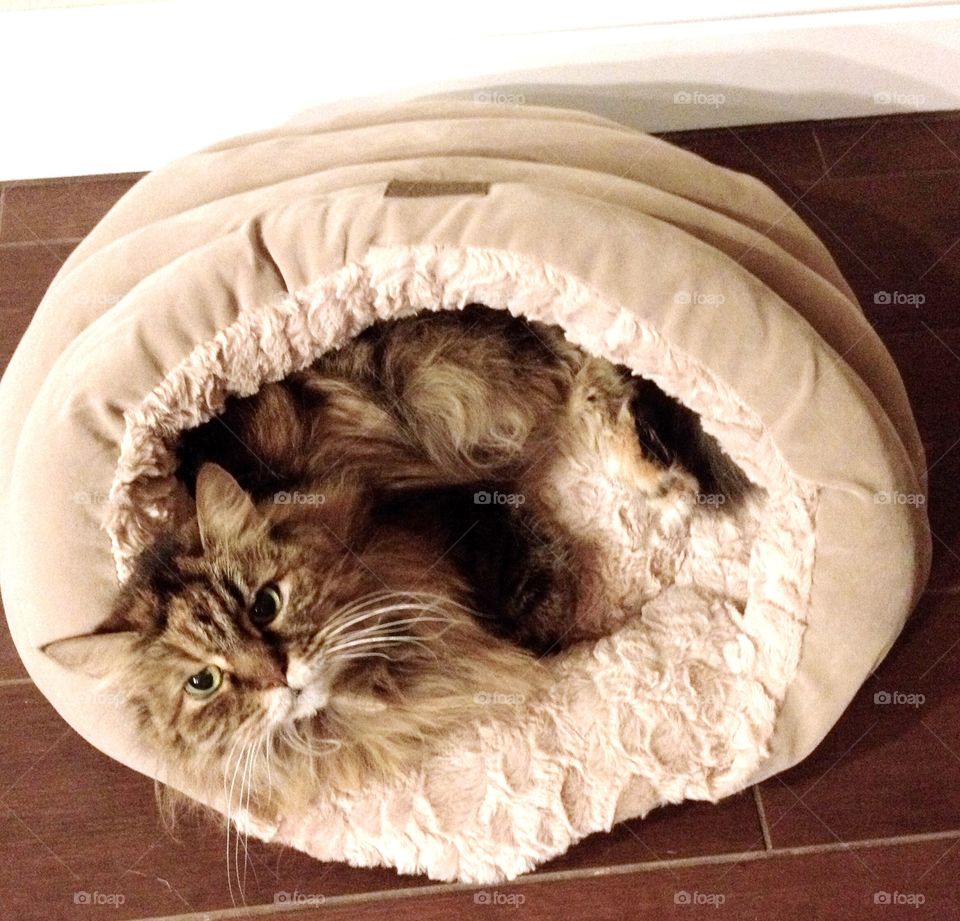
top-left (1, 0), bottom-right (958, 179)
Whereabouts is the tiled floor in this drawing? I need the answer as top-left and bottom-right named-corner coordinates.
top-left (0, 109), bottom-right (958, 920)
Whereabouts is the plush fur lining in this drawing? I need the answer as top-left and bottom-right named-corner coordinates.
top-left (104, 245), bottom-right (817, 882)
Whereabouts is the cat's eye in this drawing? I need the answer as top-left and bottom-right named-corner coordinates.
top-left (184, 665), bottom-right (223, 698)
top-left (250, 583), bottom-right (282, 627)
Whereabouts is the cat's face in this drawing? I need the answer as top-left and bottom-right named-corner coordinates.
top-left (44, 464), bottom-right (482, 809)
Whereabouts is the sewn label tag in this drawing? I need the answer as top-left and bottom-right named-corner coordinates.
top-left (384, 180), bottom-right (490, 198)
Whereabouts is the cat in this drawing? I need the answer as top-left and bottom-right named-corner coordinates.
top-left (43, 304), bottom-right (748, 830)
top-left (44, 461), bottom-right (547, 824)
top-left (176, 305), bottom-right (747, 648)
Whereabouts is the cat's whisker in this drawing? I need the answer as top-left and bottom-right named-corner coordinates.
top-left (317, 587), bottom-right (474, 638)
top-left (330, 650), bottom-right (396, 662)
top-left (261, 732), bottom-right (275, 800)
top-left (383, 589), bottom-right (492, 621)
top-left (278, 723), bottom-right (340, 758)
top-left (232, 731), bottom-right (261, 905)
top-left (322, 614), bottom-right (454, 646)
top-left (221, 734), bottom-right (248, 907)
top-left (238, 737), bottom-right (261, 903)
top-left (328, 641), bottom-right (443, 668)
top-left (239, 740), bottom-right (258, 896)
top-left (318, 610), bottom-right (459, 649)
top-left (224, 737), bottom-right (249, 907)
top-left (235, 742), bottom-right (252, 906)
top-left (338, 617), bottom-right (462, 650)
top-left (315, 597), bottom-right (438, 642)
top-left (321, 587), bottom-right (411, 620)
top-left (324, 634), bottom-right (438, 656)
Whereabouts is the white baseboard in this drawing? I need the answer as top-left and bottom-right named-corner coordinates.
top-left (1, 1), bottom-right (958, 180)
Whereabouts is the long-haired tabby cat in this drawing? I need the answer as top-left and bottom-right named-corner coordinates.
top-left (44, 304), bottom-right (746, 832)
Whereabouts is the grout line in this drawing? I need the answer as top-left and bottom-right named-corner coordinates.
top-left (0, 677), bottom-right (33, 687)
top-left (0, 236), bottom-right (84, 250)
top-left (128, 828), bottom-right (960, 921)
top-left (752, 785), bottom-right (774, 850)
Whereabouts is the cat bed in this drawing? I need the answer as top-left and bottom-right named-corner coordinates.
top-left (0, 101), bottom-right (929, 883)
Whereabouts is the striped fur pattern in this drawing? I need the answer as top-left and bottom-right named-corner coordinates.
top-left (44, 305), bottom-right (746, 849)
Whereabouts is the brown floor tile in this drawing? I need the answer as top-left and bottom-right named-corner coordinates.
top-left (924, 437), bottom-right (960, 593)
top-left (271, 836), bottom-right (960, 921)
top-left (0, 686), bottom-right (432, 921)
top-left (0, 597), bottom-right (29, 681)
top-left (0, 175), bottom-right (142, 244)
top-left (658, 121), bottom-right (825, 197)
top-left (815, 110), bottom-right (960, 178)
top-left (0, 241), bottom-right (76, 375)
top-left (758, 590), bottom-right (960, 848)
top-left (794, 172), bottom-right (960, 337)
top-left (867, 326), bottom-right (960, 447)
top-left (0, 240), bottom-right (75, 680)
top-left (537, 792), bottom-right (764, 874)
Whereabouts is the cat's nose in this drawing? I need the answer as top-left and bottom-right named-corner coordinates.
top-left (286, 658), bottom-right (312, 691)
top-left (249, 657), bottom-right (286, 690)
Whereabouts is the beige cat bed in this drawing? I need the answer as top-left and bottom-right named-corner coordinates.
top-left (0, 101), bottom-right (929, 882)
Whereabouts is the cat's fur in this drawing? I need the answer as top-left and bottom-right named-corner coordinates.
top-left (43, 304), bottom-right (747, 828)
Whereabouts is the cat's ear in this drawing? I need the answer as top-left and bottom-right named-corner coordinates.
top-left (42, 631), bottom-right (137, 679)
top-left (195, 463), bottom-right (266, 553)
